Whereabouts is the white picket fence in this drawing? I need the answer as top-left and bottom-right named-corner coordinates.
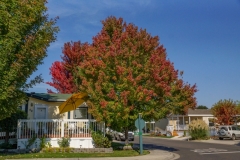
top-left (17, 119), bottom-right (104, 139)
top-left (17, 119), bottom-right (105, 149)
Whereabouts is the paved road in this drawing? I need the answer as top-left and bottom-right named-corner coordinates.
top-left (134, 137), bottom-right (240, 160)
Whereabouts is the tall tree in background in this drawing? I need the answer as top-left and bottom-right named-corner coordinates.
top-left (0, 0), bottom-right (59, 120)
top-left (168, 77), bottom-right (197, 115)
top-left (211, 99), bottom-right (238, 125)
top-left (196, 105), bottom-right (208, 109)
top-left (47, 42), bottom-right (89, 93)
top-left (77, 17), bottom-right (197, 143)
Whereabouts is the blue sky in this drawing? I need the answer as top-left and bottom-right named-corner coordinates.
top-left (29, 0), bottom-right (240, 108)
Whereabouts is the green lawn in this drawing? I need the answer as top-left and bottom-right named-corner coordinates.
top-left (0, 142), bottom-right (149, 160)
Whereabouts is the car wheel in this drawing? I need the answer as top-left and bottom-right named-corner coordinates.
top-left (219, 137), bottom-right (223, 140)
top-left (232, 134), bottom-right (236, 140)
top-left (219, 129), bottom-right (226, 136)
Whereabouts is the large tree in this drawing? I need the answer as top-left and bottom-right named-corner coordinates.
top-left (77, 17), bottom-right (197, 143)
top-left (0, 0), bottom-right (59, 120)
top-left (47, 42), bottom-right (89, 93)
top-left (211, 99), bottom-right (238, 125)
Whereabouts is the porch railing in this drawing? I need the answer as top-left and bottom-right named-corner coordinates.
top-left (17, 119), bottom-right (104, 139)
top-left (175, 125), bottom-right (189, 130)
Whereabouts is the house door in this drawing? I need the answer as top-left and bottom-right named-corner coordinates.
top-left (36, 108), bottom-right (46, 119)
top-left (34, 104), bottom-right (48, 119)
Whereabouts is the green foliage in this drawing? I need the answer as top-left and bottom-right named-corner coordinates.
top-left (57, 137), bottom-right (70, 148)
top-left (0, 0), bottom-right (59, 120)
top-left (211, 99), bottom-right (238, 125)
top-left (111, 142), bottom-right (125, 150)
top-left (196, 105), bottom-right (208, 109)
top-left (21, 134), bottom-right (37, 149)
top-left (0, 109), bottom-right (27, 132)
top-left (46, 142), bottom-right (52, 148)
top-left (92, 131), bottom-right (111, 148)
top-left (0, 142), bottom-right (15, 149)
top-left (27, 135), bottom-right (37, 149)
top-left (188, 119), bottom-right (209, 140)
top-left (39, 136), bottom-right (47, 149)
top-left (105, 133), bottom-right (113, 142)
top-left (0, 149), bottom-right (149, 158)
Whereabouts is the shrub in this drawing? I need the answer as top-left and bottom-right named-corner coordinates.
top-left (39, 136), bottom-right (47, 149)
top-left (57, 137), bottom-right (70, 148)
top-left (91, 131), bottom-right (111, 148)
top-left (24, 134), bottom-right (37, 149)
top-left (188, 119), bottom-right (209, 140)
top-left (0, 142), bottom-right (14, 149)
top-left (105, 133), bottom-right (113, 142)
top-left (150, 132), bottom-right (154, 136)
top-left (46, 142), bottom-right (52, 148)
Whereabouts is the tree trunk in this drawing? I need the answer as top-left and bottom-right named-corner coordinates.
top-left (124, 128), bottom-right (129, 145)
top-left (5, 130), bottom-right (9, 144)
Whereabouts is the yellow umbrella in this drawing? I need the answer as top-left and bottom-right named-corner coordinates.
top-left (58, 93), bottom-right (89, 114)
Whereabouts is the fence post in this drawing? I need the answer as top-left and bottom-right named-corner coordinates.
top-left (61, 120), bottom-right (64, 137)
top-left (103, 122), bottom-right (105, 136)
top-left (17, 119), bottom-right (21, 139)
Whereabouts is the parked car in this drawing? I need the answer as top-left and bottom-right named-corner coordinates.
top-left (111, 130), bottom-right (135, 141)
top-left (217, 125), bottom-right (240, 140)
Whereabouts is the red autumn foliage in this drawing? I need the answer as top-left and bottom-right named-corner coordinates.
top-left (47, 41), bottom-right (89, 93)
top-left (211, 99), bottom-right (238, 125)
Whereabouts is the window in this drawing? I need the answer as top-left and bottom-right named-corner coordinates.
top-left (232, 126), bottom-right (236, 130)
top-left (74, 108), bottom-right (88, 119)
top-left (209, 122), bottom-right (214, 126)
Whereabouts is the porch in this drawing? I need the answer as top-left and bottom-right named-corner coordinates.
top-left (17, 119), bottom-right (104, 149)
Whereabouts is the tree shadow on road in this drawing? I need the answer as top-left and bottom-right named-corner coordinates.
top-left (234, 141), bottom-right (240, 146)
top-left (134, 143), bottom-right (178, 152)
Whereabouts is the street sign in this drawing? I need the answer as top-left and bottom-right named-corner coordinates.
top-left (135, 118), bottom-right (145, 129)
top-left (135, 114), bottom-right (144, 155)
top-left (134, 132), bottom-right (142, 135)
